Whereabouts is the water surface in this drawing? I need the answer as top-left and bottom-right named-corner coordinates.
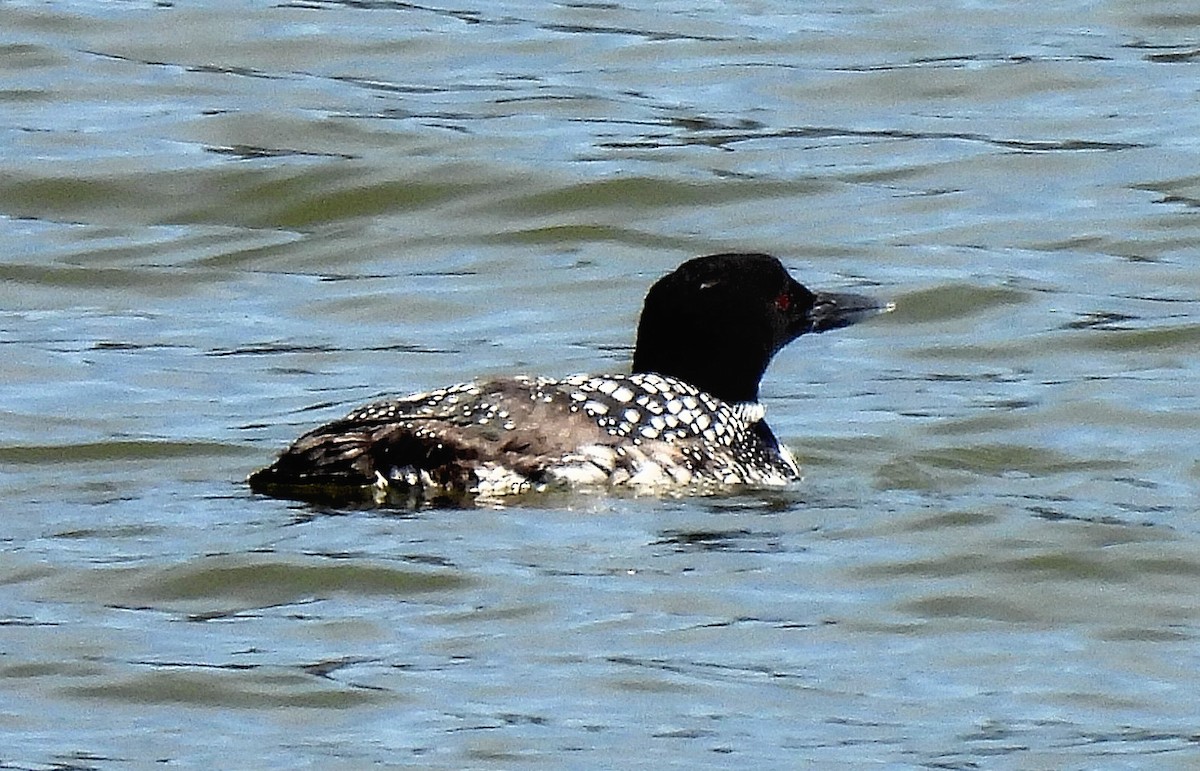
top-left (3, 0), bottom-right (1200, 767)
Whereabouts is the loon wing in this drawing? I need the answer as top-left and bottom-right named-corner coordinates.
top-left (247, 378), bottom-right (614, 499)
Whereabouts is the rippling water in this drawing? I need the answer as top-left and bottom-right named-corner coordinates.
top-left (4, 0), bottom-right (1200, 767)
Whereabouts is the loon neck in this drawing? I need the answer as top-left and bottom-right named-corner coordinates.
top-left (631, 367), bottom-right (763, 404)
top-left (732, 401), bottom-right (766, 424)
top-left (631, 345), bottom-right (770, 404)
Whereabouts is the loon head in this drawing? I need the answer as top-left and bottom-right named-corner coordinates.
top-left (632, 253), bottom-right (884, 404)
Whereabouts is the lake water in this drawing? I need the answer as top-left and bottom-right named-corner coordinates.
top-left (3, 0), bottom-right (1200, 767)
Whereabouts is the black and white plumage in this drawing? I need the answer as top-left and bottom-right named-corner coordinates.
top-left (248, 253), bottom-right (883, 503)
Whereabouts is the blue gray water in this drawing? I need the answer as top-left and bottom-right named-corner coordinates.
top-left (3, 1), bottom-right (1200, 767)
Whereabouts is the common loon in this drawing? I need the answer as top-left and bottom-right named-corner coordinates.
top-left (248, 253), bottom-right (884, 503)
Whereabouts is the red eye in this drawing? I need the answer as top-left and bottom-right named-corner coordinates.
top-left (774, 291), bottom-right (791, 311)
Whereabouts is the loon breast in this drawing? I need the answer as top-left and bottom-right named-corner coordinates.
top-left (248, 372), bottom-right (799, 502)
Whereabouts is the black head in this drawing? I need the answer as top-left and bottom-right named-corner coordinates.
top-left (632, 253), bottom-right (882, 404)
